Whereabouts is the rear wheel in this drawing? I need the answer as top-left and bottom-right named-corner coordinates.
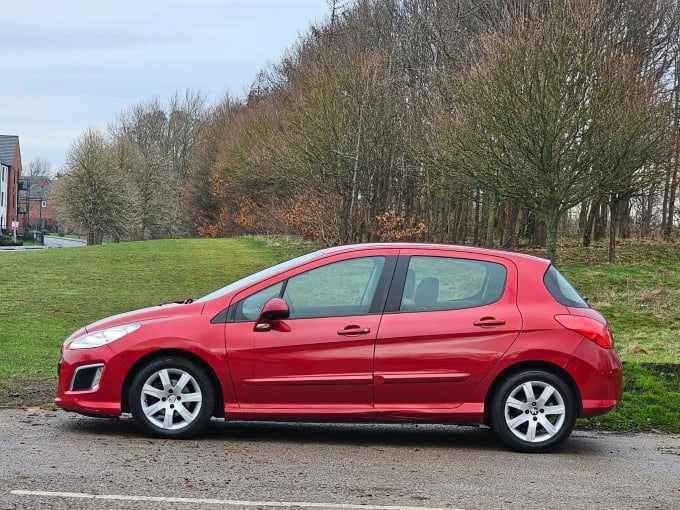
top-left (491, 370), bottom-right (576, 453)
top-left (129, 357), bottom-right (214, 438)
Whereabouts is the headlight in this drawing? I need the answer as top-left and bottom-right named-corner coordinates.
top-left (69, 324), bottom-right (141, 350)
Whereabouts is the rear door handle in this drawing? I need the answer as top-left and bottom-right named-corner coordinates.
top-left (473, 318), bottom-right (506, 328)
top-left (337, 326), bottom-right (371, 336)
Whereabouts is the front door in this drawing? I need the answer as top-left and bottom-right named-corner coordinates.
top-left (226, 255), bottom-right (394, 412)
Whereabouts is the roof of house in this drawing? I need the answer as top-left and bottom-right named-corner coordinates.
top-left (22, 175), bottom-right (52, 197)
top-left (0, 135), bottom-right (20, 166)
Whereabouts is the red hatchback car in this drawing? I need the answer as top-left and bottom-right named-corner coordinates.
top-left (56, 243), bottom-right (622, 452)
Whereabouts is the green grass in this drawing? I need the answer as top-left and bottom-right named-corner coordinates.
top-left (0, 237), bottom-right (678, 432)
top-left (553, 243), bottom-right (680, 365)
top-left (580, 363), bottom-right (680, 432)
top-left (0, 237), bottom-right (312, 380)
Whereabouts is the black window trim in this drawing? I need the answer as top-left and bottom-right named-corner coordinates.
top-left (384, 255), bottom-right (411, 313)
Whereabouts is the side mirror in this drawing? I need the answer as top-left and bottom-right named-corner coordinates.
top-left (254, 297), bottom-right (290, 331)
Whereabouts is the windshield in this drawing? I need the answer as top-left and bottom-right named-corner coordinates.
top-left (194, 251), bottom-right (323, 303)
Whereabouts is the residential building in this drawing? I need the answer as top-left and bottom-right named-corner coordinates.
top-left (0, 135), bottom-right (22, 235)
top-left (22, 176), bottom-right (57, 231)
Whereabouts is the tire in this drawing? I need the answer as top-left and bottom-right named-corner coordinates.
top-left (490, 370), bottom-right (577, 453)
top-left (129, 357), bottom-right (214, 439)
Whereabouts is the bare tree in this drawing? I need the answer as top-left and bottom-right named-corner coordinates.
top-left (183, 94), bottom-right (242, 236)
top-left (440, 0), bottom-right (673, 262)
top-left (113, 90), bottom-right (208, 239)
top-left (52, 129), bottom-right (137, 245)
top-left (23, 157), bottom-right (53, 178)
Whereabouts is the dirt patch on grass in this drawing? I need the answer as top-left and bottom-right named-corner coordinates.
top-left (0, 379), bottom-right (56, 408)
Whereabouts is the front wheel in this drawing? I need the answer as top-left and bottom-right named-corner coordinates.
top-left (129, 357), bottom-right (214, 438)
top-left (491, 370), bottom-right (577, 453)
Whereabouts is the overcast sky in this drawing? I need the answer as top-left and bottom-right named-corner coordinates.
top-left (0, 1), bottom-right (331, 172)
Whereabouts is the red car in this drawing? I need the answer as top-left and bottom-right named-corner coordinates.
top-left (55, 243), bottom-right (622, 452)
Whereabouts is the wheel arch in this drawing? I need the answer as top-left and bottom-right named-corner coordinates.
top-left (483, 361), bottom-right (583, 424)
top-left (121, 349), bottom-right (225, 418)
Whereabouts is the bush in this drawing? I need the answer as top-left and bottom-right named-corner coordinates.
top-left (0, 235), bottom-right (23, 246)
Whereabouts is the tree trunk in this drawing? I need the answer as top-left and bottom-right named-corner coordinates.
top-left (582, 200), bottom-right (597, 247)
top-left (485, 192), bottom-right (498, 247)
top-left (578, 200), bottom-right (590, 235)
top-left (663, 159), bottom-right (679, 241)
top-left (641, 190), bottom-right (655, 239)
top-left (472, 189), bottom-right (481, 246)
top-left (618, 198), bottom-right (631, 239)
top-left (545, 207), bottom-right (561, 264)
top-left (594, 201), bottom-right (608, 242)
top-left (608, 200), bottom-right (619, 264)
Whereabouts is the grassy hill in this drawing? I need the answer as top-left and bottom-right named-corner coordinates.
top-left (0, 237), bottom-right (313, 380)
top-left (0, 237), bottom-right (678, 431)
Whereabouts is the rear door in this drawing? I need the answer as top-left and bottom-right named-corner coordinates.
top-left (374, 249), bottom-right (522, 409)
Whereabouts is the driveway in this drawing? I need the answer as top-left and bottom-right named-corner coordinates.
top-left (0, 408), bottom-right (678, 509)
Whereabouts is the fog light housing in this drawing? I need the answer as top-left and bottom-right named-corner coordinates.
top-left (71, 363), bottom-right (105, 391)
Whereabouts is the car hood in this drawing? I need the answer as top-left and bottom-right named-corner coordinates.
top-left (84, 301), bottom-right (204, 334)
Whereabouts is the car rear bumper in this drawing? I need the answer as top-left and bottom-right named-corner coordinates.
top-left (565, 339), bottom-right (623, 418)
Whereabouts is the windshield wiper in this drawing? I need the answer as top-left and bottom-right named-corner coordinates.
top-left (159, 298), bottom-right (194, 306)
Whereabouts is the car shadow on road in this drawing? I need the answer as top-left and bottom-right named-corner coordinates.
top-left (56, 414), bottom-right (602, 455)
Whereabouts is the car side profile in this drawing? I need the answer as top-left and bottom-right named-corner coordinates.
top-left (55, 243), bottom-right (622, 452)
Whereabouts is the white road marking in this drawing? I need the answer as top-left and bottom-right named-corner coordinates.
top-left (10, 490), bottom-right (463, 510)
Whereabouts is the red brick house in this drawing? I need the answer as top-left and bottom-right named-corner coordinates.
top-left (0, 135), bottom-right (22, 235)
top-left (23, 176), bottom-right (57, 231)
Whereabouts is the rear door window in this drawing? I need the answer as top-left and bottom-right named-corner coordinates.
top-left (400, 256), bottom-right (507, 311)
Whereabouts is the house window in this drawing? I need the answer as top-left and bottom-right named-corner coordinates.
top-left (1, 191), bottom-right (5, 206)
top-left (42, 200), bottom-right (47, 208)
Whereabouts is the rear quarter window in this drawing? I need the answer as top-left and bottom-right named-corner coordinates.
top-left (543, 265), bottom-right (589, 308)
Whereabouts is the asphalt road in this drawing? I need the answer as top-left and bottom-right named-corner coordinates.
top-left (0, 236), bottom-right (85, 251)
top-left (0, 409), bottom-right (678, 510)
top-left (43, 236), bottom-right (87, 248)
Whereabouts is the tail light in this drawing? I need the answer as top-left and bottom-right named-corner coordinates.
top-left (554, 314), bottom-right (614, 349)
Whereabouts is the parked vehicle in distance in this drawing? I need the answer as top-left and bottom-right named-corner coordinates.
top-left (55, 243), bottom-right (622, 452)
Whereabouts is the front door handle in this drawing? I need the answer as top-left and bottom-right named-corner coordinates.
top-left (473, 317), bottom-right (506, 328)
top-left (337, 326), bottom-right (371, 336)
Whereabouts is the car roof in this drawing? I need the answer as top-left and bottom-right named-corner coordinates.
top-left (319, 243), bottom-right (550, 265)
